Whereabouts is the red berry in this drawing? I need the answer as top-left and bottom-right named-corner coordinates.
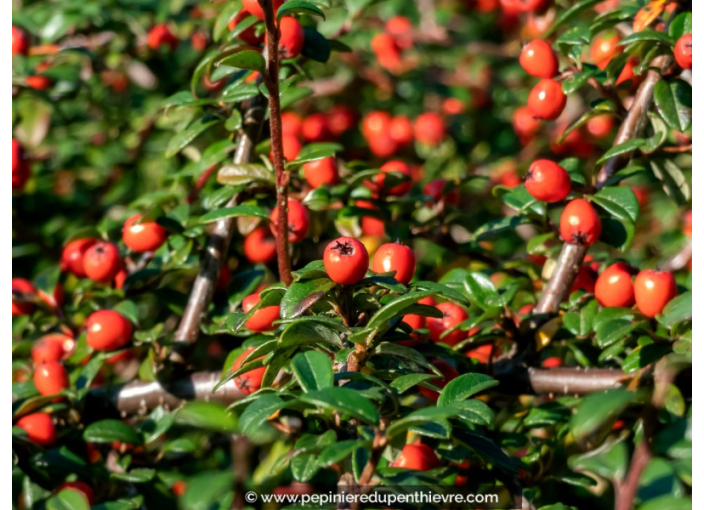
top-left (243, 293), bottom-right (280, 332)
top-left (542, 356), bottom-right (563, 368)
top-left (303, 157), bottom-right (339, 188)
top-left (356, 200), bottom-right (386, 237)
top-left (362, 111), bottom-right (392, 138)
top-left (683, 210), bottom-right (692, 238)
top-left (12, 138), bottom-right (30, 191)
top-left (229, 9), bottom-right (264, 45)
top-left (419, 359), bottom-right (459, 401)
top-left (12, 26), bottom-right (29, 55)
top-left (634, 269), bottom-right (677, 318)
top-left (591, 31), bottom-right (622, 67)
top-left (371, 243), bottom-right (416, 285)
top-left (424, 179), bottom-right (459, 205)
top-left (244, 227), bottom-right (277, 263)
top-left (466, 344), bottom-right (494, 364)
top-left (281, 111), bottom-right (303, 138)
top-left (674, 33), bottom-right (692, 70)
top-left (277, 17), bottom-right (304, 59)
top-left (324, 237), bottom-right (369, 285)
top-left (147, 24), bottom-right (178, 51)
top-left (525, 159), bottom-right (571, 203)
top-left (12, 278), bottom-right (36, 316)
top-left (559, 199), bottom-right (602, 246)
top-left (385, 16), bottom-right (413, 50)
top-left (369, 160), bottom-right (412, 196)
top-left (123, 214), bottom-right (167, 253)
top-left (16, 413), bottom-right (56, 446)
top-left (86, 310), bottom-right (132, 351)
top-left (413, 112), bottom-right (445, 146)
top-left (392, 443), bottom-right (441, 470)
top-left (33, 361), bottom-right (69, 397)
top-left (191, 32), bottom-right (208, 52)
top-left (83, 242), bottom-right (122, 282)
top-left (595, 262), bottom-right (635, 308)
top-left (586, 114), bottom-right (614, 139)
top-left (527, 79), bottom-right (567, 121)
top-left (280, 134), bottom-right (302, 161)
top-left (61, 238), bottom-right (98, 277)
top-left (389, 116), bottom-right (414, 145)
top-left (512, 106), bottom-right (542, 143)
top-left (301, 113), bottom-right (331, 142)
top-left (520, 39), bottom-right (559, 78)
top-left (571, 264), bottom-right (597, 293)
top-left (242, 0), bottom-right (283, 20)
top-left (55, 482), bottom-right (95, 506)
top-left (269, 198), bottom-right (309, 243)
top-left (427, 302), bottom-right (469, 346)
top-left (32, 333), bottom-right (73, 365)
top-left (368, 132), bottom-right (398, 158)
top-left (326, 105), bottom-right (356, 136)
top-left (233, 347), bottom-right (266, 395)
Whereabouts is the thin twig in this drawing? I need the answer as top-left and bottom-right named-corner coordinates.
top-left (661, 241), bottom-right (692, 272)
top-left (170, 96), bottom-right (266, 361)
top-left (260, 0), bottom-right (293, 286)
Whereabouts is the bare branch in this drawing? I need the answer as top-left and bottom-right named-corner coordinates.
top-left (170, 96), bottom-right (266, 360)
top-left (661, 241), bottom-right (692, 272)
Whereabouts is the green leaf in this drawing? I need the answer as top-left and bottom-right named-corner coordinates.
top-left (657, 292), bottom-right (691, 328)
top-left (199, 205), bottom-right (269, 224)
top-left (650, 160), bottom-right (690, 206)
top-left (437, 373), bottom-right (498, 406)
top-left (386, 407), bottom-right (460, 439)
top-left (84, 419), bottom-right (143, 445)
top-left (571, 390), bottom-right (635, 440)
top-left (110, 468), bottom-right (156, 483)
top-left (622, 342), bottom-right (671, 373)
top-left (291, 350), bottom-right (333, 392)
top-left (390, 373), bottom-right (439, 394)
top-left (618, 29), bottom-right (673, 47)
top-left (301, 27), bottom-right (331, 63)
top-left (372, 342), bottom-right (437, 372)
top-left (593, 186), bottom-right (639, 223)
top-left (240, 394), bottom-right (287, 436)
top-left (544, 0), bottom-right (603, 37)
top-left (569, 437), bottom-right (629, 483)
top-left (165, 117), bottom-right (219, 158)
top-left (176, 401), bottom-right (238, 432)
top-left (279, 278), bottom-right (336, 319)
top-left (279, 320), bottom-right (342, 348)
top-left (654, 79), bottom-right (692, 132)
top-left (597, 138), bottom-right (647, 164)
top-left (217, 50), bottom-right (265, 73)
top-left (367, 290), bottom-right (435, 329)
top-left (561, 65), bottom-right (599, 94)
top-left (46, 490), bottom-right (91, 510)
top-left (299, 387), bottom-right (379, 424)
top-left (595, 319), bottom-right (646, 348)
top-left (669, 12), bottom-right (692, 39)
top-left (640, 497), bottom-right (691, 510)
top-left (217, 163), bottom-right (275, 186)
top-left (277, 1), bottom-right (325, 20)
top-left (464, 273), bottom-right (500, 311)
top-left (318, 439), bottom-right (369, 467)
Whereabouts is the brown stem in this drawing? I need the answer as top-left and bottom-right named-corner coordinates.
top-left (170, 97), bottom-right (266, 361)
top-left (260, 0), bottom-right (293, 286)
top-left (534, 54), bottom-right (672, 316)
top-left (83, 367), bottom-right (629, 419)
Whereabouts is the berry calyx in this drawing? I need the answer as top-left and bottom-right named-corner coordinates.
top-left (233, 347), bottom-right (266, 395)
top-left (527, 79), bottom-right (567, 121)
top-left (595, 262), bottom-right (635, 308)
top-left (86, 310), bottom-right (133, 351)
top-left (83, 241), bottom-right (123, 283)
top-left (634, 269), bottom-right (677, 318)
top-left (559, 199), bottom-right (602, 246)
top-left (371, 242), bottom-right (416, 285)
top-left (427, 302), bottom-right (469, 346)
top-left (243, 292), bottom-right (280, 332)
top-left (269, 198), bottom-right (309, 243)
top-left (123, 214), bottom-right (168, 253)
top-left (323, 237), bottom-right (369, 285)
top-left (525, 159), bottom-right (571, 203)
top-left (520, 39), bottom-right (559, 78)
